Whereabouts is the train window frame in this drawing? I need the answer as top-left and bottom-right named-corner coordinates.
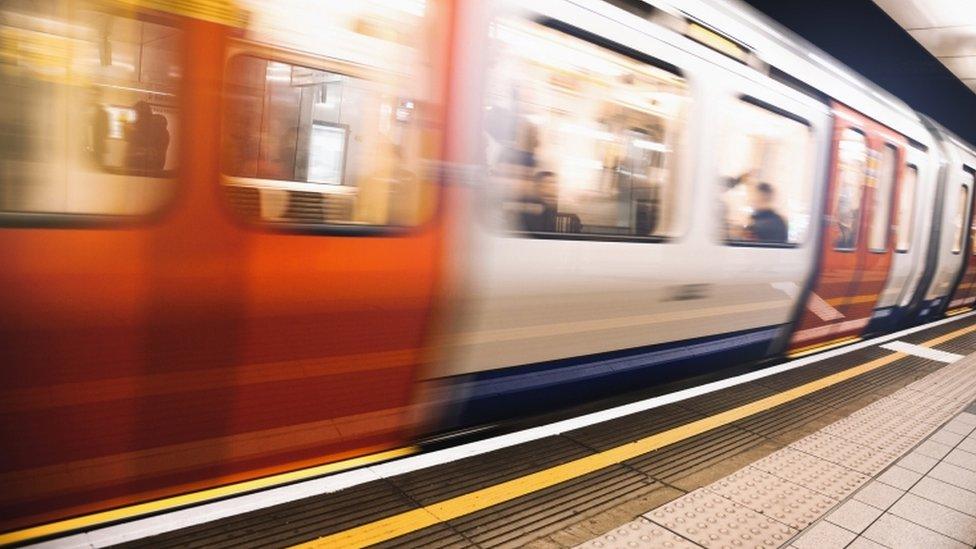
top-left (952, 183), bottom-right (969, 255)
top-left (868, 143), bottom-right (899, 254)
top-left (718, 95), bottom-right (814, 249)
top-left (0, 7), bottom-right (184, 228)
top-left (217, 42), bottom-right (438, 237)
top-left (486, 17), bottom-right (691, 244)
top-left (832, 127), bottom-right (869, 253)
top-left (894, 162), bottom-right (918, 254)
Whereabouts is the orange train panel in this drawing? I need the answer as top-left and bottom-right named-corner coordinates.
top-left (0, 7), bottom-right (450, 535)
top-left (790, 102), bottom-right (905, 352)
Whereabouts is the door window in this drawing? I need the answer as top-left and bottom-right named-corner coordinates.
top-left (868, 144), bottom-right (897, 252)
top-left (895, 164), bottom-right (917, 252)
top-left (952, 184), bottom-right (968, 254)
top-left (833, 129), bottom-right (867, 250)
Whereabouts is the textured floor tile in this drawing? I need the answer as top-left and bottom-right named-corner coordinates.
top-left (791, 520), bottom-right (856, 549)
top-left (910, 477), bottom-right (976, 516)
top-left (825, 499), bottom-right (884, 534)
top-left (853, 481), bottom-right (904, 510)
top-left (929, 429), bottom-right (965, 447)
top-left (929, 461), bottom-right (976, 492)
top-left (914, 439), bottom-right (954, 460)
top-left (704, 467), bottom-right (837, 530)
top-left (943, 419), bottom-right (975, 436)
top-left (876, 465), bottom-right (923, 490)
top-left (956, 412), bottom-right (976, 426)
top-left (574, 517), bottom-right (701, 549)
top-left (895, 451), bottom-right (939, 474)
top-left (750, 448), bottom-right (869, 500)
top-left (863, 513), bottom-right (969, 549)
top-left (958, 436), bottom-right (976, 454)
top-left (943, 448), bottom-right (976, 472)
top-left (643, 490), bottom-right (797, 548)
top-left (789, 433), bottom-right (897, 475)
top-left (888, 493), bottom-right (976, 545)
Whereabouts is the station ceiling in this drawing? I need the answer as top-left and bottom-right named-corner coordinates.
top-left (873, 0), bottom-right (976, 93)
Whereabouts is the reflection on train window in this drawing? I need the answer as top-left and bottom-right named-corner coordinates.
top-left (868, 144), bottom-right (898, 252)
top-left (221, 55), bottom-right (431, 227)
top-left (896, 164), bottom-right (917, 253)
top-left (484, 19), bottom-right (688, 239)
top-left (719, 99), bottom-right (812, 245)
top-left (833, 129), bottom-right (867, 250)
top-left (952, 184), bottom-right (968, 254)
top-left (0, 2), bottom-right (181, 216)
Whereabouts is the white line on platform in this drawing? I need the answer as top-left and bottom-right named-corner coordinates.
top-left (34, 311), bottom-right (976, 549)
top-left (881, 340), bottom-right (964, 363)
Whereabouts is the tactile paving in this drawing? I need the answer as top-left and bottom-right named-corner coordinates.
top-left (750, 447), bottom-right (869, 500)
top-left (574, 517), bottom-right (701, 549)
top-left (643, 489), bottom-right (797, 548)
top-left (788, 432), bottom-right (898, 476)
top-left (704, 467), bottom-right (837, 529)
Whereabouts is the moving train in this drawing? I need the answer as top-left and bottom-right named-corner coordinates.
top-left (1, 0), bottom-right (975, 537)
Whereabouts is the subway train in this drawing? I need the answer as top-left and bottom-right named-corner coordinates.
top-left (1, 0), bottom-right (975, 538)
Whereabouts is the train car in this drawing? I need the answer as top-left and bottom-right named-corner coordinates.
top-left (0, 0), bottom-right (451, 535)
top-left (1, 0), bottom-right (976, 542)
top-left (427, 0), bottom-right (976, 426)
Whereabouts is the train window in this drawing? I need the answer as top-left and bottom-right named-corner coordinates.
top-left (0, 2), bottom-right (181, 217)
top-left (895, 164), bottom-right (917, 253)
top-left (833, 129), bottom-right (868, 250)
top-left (718, 98), bottom-right (813, 246)
top-left (484, 18), bottom-right (689, 239)
top-left (952, 184), bottom-right (968, 254)
top-left (868, 144), bottom-right (898, 252)
top-left (221, 55), bottom-right (433, 228)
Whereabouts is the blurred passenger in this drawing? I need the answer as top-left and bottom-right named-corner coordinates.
top-left (515, 170), bottom-right (558, 232)
top-left (747, 182), bottom-right (788, 243)
top-left (150, 114), bottom-right (170, 173)
top-left (88, 89), bottom-right (109, 168)
top-left (124, 101), bottom-right (155, 174)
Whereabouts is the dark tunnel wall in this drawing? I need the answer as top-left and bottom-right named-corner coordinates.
top-left (743, 0), bottom-right (976, 145)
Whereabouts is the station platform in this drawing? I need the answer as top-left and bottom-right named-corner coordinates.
top-left (32, 313), bottom-right (976, 549)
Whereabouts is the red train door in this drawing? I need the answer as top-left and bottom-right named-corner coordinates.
top-left (946, 167), bottom-right (976, 313)
top-left (790, 102), bottom-right (903, 355)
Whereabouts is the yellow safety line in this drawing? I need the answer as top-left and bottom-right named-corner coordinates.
top-left (0, 447), bottom-right (416, 546)
top-left (946, 307), bottom-right (973, 317)
top-left (787, 336), bottom-right (861, 359)
top-left (296, 322), bottom-right (976, 548)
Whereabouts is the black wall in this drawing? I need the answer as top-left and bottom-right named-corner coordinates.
top-left (743, 0), bottom-right (976, 144)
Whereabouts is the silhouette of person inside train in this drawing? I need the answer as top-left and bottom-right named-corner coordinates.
top-left (150, 113), bottom-right (170, 172)
top-left (88, 88), bottom-right (109, 168)
top-left (746, 182), bottom-right (788, 243)
top-left (124, 101), bottom-right (169, 175)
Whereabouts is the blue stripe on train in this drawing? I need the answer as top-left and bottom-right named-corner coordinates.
top-left (440, 325), bottom-right (783, 429)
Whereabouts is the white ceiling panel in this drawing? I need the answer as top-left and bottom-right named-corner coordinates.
top-left (873, 0), bottom-right (976, 29)
top-left (941, 56), bottom-right (976, 78)
top-left (907, 26), bottom-right (976, 57)
top-left (873, 1), bottom-right (976, 94)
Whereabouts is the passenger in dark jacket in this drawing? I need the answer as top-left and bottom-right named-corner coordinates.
top-left (747, 182), bottom-right (788, 243)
